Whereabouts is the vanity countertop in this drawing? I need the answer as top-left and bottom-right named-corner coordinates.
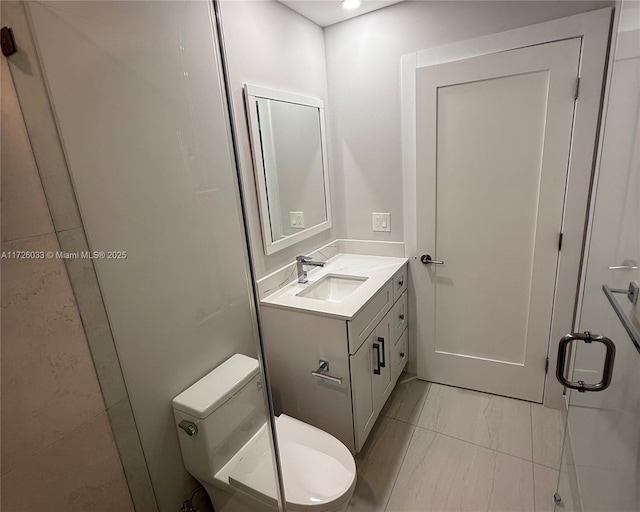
top-left (260, 253), bottom-right (408, 320)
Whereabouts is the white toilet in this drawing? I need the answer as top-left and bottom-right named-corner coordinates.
top-left (172, 354), bottom-right (357, 512)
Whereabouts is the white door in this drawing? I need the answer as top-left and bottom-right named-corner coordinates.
top-left (416, 38), bottom-right (581, 402)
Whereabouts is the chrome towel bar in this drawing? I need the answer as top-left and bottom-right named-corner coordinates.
top-left (311, 360), bottom-right (343, 385)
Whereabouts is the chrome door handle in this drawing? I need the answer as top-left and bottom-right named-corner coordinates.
top-left (421, 254), bottom-right (444, 265)
top-left (311, 360), bottom-right (342, 384)
top-left (556, 331), bottom-right (616, 392)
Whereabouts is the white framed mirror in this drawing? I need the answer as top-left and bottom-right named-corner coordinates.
top-left (244, 84), bottom-right (332, 255)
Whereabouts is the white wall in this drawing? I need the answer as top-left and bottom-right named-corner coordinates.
top-left (324, 0), bottom-right (613, 243)
top-left (26, 2), bottom-right (277, 511)
top-left (219, 0), bottom-right (335, 277)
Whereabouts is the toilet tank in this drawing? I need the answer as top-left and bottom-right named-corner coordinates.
top-left (172, 354), bottom-right (267, 483)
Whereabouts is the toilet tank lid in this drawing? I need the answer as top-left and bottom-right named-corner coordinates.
top-left (172, 354), bottom-right (260, 419)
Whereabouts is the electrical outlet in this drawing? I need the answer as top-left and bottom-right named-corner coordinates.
top-left (372, 213), bottom-right (390, 232)
top-left (290, 211), bottom-right (305, 229)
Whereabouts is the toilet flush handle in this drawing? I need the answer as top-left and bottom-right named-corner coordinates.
top-left (178, 420), bottom-right (198, 436)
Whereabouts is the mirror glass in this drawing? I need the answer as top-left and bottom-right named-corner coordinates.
top-left (246, 85), bottom-right (331, 254)
top-left (257, 98), bottom-right (327, 240)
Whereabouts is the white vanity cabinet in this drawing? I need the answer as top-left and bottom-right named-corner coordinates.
top-left (350, 268), bottom-right (407, 450)
top-left (260, 263), bottom-right (409, 453)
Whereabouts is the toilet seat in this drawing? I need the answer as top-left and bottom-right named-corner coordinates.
top-left (226, 414), bottom-right (357, 511)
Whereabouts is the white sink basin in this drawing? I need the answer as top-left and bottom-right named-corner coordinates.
top-left (296, 274), bottom-right (368, 303)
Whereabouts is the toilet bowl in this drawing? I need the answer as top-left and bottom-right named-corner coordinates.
top-left (172, 354), bottom-right (356, 512)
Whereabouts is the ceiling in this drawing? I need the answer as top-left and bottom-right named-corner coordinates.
top-left (278, 0), bottom-right (405, 27)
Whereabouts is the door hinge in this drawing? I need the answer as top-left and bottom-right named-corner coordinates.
top-left (574, 77), bottom-right (580, 100)
top-left (558, 232), bottom-right (564, 251)
top-left (545, 357), bottom-right (550, 374)
top-left (1, 27), bottom-right (17, 57)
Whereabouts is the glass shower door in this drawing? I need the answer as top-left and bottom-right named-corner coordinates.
top-left (555, 2), bottom-right (640, 510)
top-left (10, 1), bottom-right (286, 510)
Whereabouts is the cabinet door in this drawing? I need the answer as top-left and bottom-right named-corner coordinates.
top-left (372, 310), bottom-right (393, 412)
top-left (350, 335), bottom-right (376, 451)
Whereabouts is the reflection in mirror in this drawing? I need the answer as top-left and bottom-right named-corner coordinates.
top-left (257, 99), bottom-right (327, 240)
top-left (245, 85), bottom-right (332, 255)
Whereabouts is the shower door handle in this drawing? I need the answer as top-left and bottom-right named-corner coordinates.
top-left (556, 332), bottom-right (616, 392)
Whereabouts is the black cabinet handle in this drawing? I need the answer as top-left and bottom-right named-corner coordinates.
top-left (373, 342), bottom-right (381, 375)
top-left (377, 337), bottom-right (386, 368)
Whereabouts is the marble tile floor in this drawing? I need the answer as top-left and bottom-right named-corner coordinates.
top-left (349, 375), bottom-right (565, 512)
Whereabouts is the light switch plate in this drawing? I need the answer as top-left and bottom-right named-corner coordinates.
top-left (290, 211), bottom-right (305, 229)
top-left (372, 212), bottom-right (390, 232)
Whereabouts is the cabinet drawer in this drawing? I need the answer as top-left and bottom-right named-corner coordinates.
top-left (391, 328), bottom-right (408, 382)
top-left (392, 290), bottom-right (408, 342)
top-left (392, 265), bottom-right (408, 303)
top-left (348, 281), bottom-right (393, 354)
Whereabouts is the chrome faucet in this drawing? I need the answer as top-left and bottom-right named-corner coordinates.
top-left (296, 255), bottom-right (326, 284)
